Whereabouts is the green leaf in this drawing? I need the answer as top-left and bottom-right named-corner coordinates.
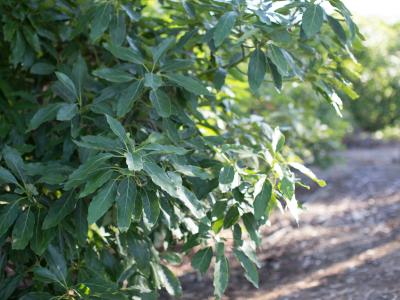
top-left (233, 248), bottom-right (259, 288)
top-left (31, 62), bottom-right (55, 75)
top-left (46, 245), bottom-right (67, 285)
top-left (142, 144), bottom-right (188, 155)
top-left (28, 103), bottom-right (63, 131)
top-left (242, 213), bottom-right (261, 246)
top-left (328, 16), bottom-right (347, 44)
top-left (213, 11), bottom-right (237, 47)
top-left (143, 161), bottom-right (204, 218)
top-left (42, 191), bottom-right (78, 229)
top-left (152, 37), bottom-right (175, 63)
top-left (93, 68), bottom-right (135, 83)
top-left (267, 58), bottom-right (282, 91)
top-left (248, 48), bottom-right (266, 92)
top-left (302, 4), bottom-right (324, 38)
top-left (31, 209), bottom-right (56, 255)
top-left (72, 55), bottom-right (88, 98)
top-left (12, 209), bottom-right (35, 250)
top-left (2, 146), bottom-right (26, 182)
top-left (117, 80), bottom-right (144, 117)
top-left (110, 12), bottom-right (126, 46)
top-left (87, 180), bottom-right (118, 224)
top-left (90, 3), bottom-right (112, 42)
top-left (268, 44), bottom-right (289, 76)
top-left (75, 135), bottom-right (121, 152)
top-left (116, 178), bottom-right (137, 232)
top-left (74, 201), bottom-right (88, 246)
top-left (223, 205), bottom-right (239, 229)
top-left (191, 247), bottom-right (213, 274)
top-left (253, 180), bottom-right (272, 220)
top-left (164, 73), bottom-right (210, 95)
top-left (65, 153), bottom-right (113, 190)
top-left (144, 73), bottom-right (163, 90)
top-left (125, 151), bottom-right (143, 171)
top-left (105, 114), bottom-right (127, 143)
top-left (0, 199), bottom-right (21, 236)
top-left (159, 265), bottom-right (182, 297)
top-left (55, 72), bottom-right (78, 101)
top-left (219, 166), bottom-right (234, 185)
top-left (149, 89), bottom-right (172, 118)
top-left (289, 162), bottom-right (326, 187)
top-left (272, 127), bottom-right (285, 152)
top-left (79, 170), bottom-right (114, 198)
top-left (280, 176), bottom-right (294, 200)
top-left (0, 166), bottom-right (18, 184)
top-left (141, 189), bottom-right (160, 230)
top-left (104, 43), bottom-right (144, 64)
top-left (56, 103), bottom-right (78, 121)
top-left (213, 243), bottom-right (229, 298)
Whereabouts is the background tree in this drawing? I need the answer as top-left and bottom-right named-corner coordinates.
top-left (0, 0), bottom-right (360, 299)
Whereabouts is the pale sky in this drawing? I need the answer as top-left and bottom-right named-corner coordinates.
top-left (343, 0), bottom-right (400, 23)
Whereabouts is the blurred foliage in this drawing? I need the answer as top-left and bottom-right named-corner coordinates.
top-left (347, 20), bottom-right (400, 132)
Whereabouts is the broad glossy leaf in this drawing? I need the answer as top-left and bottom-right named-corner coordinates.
top-left (104, 43), bottom-right (144, 64)
top-left (149, 89), bottom-right (172, 118)
top-left (213, 243), bottom-right (229, 298)
top-left (72, 55), bottom-right (87, 98)
top-left (56, 103), bottom-right (78, 121)
top-left (28, 103), bottom-right (63, 131)
top-left (2, 146), bottom-right (26, 182)
top-left (152, 37), bottom-right (175, 63)
top-left (105, 114), bottom-right (127, 143)
top-left (142, 143), bottom-right (188, 155)
top-left (0, 199), bottom-right (21, 236)
top-left (31, 62), bottom-right (55, 75)
top-left (242, 213), bottom-right (261, 246)
top-left (219, 166), bottom-right (234, 185)
top-left (116, 178), bottom-right (137, 232)
top-left (253, 180), bottom-right (272, 220)
top-left (268, 44), bottom-right (289, 76)
top-left (213, 11), bottom-right (237, 47)
top-left (110, 12), bottom-right (126, 46)
top-left (223, 205), bottom-right (239, 228)
top-left (233, 248), bottom-right (259, 288)
top-left (93, 68), bottom-right (135, 83)
top-left (75, 135), bottom-right (122, 152)
top-left (42, 191), bottom-right (78, 229)
top-left (141, 189), bottom-right (160, 230)
top-left (165, 73), bottom-right (210, 95)
top-left (124, 151), bottom-right (142, 171)
top-left (191, 246), bottom-right (213, 274)
top-left (302, 4), bottom-right (324, 38)
top-left (31, 209), bottom-right (56, 255)
top-left (90, 3), bottom-right (112, 42)
top-left (280, 176), bottom-right (294, 200)
top-left (55, 72), bottom-right (78, 101)
top-left (65, 153), bottom-right (113, 190)
top-left (248, 48), bottom-right (266, 92)
top-left (159, 265), bottom-right (182, 297)
top-left (12, 209), bottom-right (35, 250)
top-left (0, 166), bottom-right (18, 184)
top-left (117, 80), bottom-right (144, 117)
top-left (87, 180), bottom-right (118, 224)
top-left (144, 73), bottom-right (163, 90)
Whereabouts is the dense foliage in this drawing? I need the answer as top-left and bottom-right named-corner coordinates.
top-left (347, 21), bottom-right (400, 131)
top-left (0, 0), bottom-right (359, 299)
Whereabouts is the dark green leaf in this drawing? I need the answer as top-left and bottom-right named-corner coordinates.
top-left (268, 44), bottom-right (289, 76)
top-left (253, 180), bottom-right (272, 220)
top-left (56, 103), bottom-right (78, 121)
top-left (213, 11), bottom-right (237, 47)
top-left (42, 191), bottom-right (78, 229)
top-left (0, 199), bottom-right (21, 236)
top-left (233, 249), bottom-right (259, 288)
top-left (219, 166), bottom-right (234, 185)
top-left (87, 180), bottom-right (118, 224)
top-left (117, 80), bottom-right (144, 117)
top-left (248, 48), bottom-right (266, 92)
top-left (105, 114), bottom-right (127, 143)
top-left (116, 178), bottom-right (137, 232)
top-left (149, 89), bottom-right (172, 118)
top-left (141, 189), bottom-right (160, 230)
top-left (104, 43), bottom-right (144, 64)
top-left (223, 205), bottom-right (239, 228)
top-left (213, 243), bottom-right (229, 298)
top-left (93, 68), bottom-right (135, 83)
top-left (12, 209), bottom-right (35, 250)
top-left (0, 166), bottom-right (18, 184)
top-left (302, 4), bottom-right (324, 38)
top-left (28, 103), bottom-right (63, 131)
top-left (191, 247), bottom-right (213, 274)
top-left (165, 73), bottom-right (211, 95)
top-left (90, 3), bottom-right (112, 42)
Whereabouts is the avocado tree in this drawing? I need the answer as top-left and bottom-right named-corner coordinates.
top-left (0, 0), bottom-right (359, 299)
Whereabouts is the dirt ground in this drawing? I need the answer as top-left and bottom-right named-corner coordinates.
top-left (169, 143), bottom-right (400, 300)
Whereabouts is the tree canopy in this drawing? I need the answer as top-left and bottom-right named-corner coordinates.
top-left (0, 0), bottom-right (360, 299)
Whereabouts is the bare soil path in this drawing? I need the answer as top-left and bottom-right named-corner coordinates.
top-left (171, 143), bottom-right (400, 300)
